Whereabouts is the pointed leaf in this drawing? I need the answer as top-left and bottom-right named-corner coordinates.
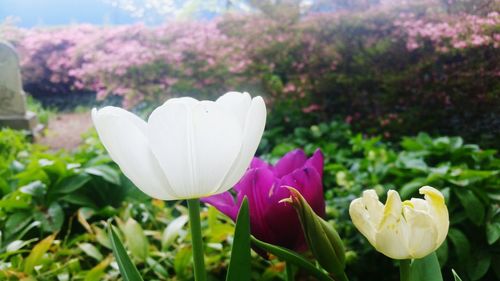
top-left (24, 233), bottom-right (57, 274)
top-left (226, 197), bottom-right (250, 281)
top-left (108, 225), bottom-right (144, 281)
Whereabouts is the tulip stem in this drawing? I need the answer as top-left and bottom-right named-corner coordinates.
top-left (187, 199), bottom-right (207, 281)
top-left (400, 259), bottom-right (411, 281)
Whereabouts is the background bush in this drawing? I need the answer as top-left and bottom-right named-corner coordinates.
top-left (2, 1), bottom-right (499, 147)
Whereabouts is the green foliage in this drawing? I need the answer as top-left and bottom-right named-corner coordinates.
top-left (259, 121), bottom-right (500, 281)
top-left (0, 122), bottom-right (498, 280)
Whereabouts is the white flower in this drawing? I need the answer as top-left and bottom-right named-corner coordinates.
top-left (92, 92), bottom-right (266, 200)
top-left (349, 186), bottom-right (449, 259)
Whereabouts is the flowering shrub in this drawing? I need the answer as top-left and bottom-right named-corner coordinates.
top-left (2, 3), bottom-right (499, 145)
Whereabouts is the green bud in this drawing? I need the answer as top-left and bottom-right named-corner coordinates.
top-left (281, 187), bottom-right (348, 281)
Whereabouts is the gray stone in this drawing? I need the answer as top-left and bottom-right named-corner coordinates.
top-left (0, 41), bottom-right (39, 132)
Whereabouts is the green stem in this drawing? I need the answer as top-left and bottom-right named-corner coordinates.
top-left (400, 259), bottom-right (411, 281)
top-left (286, 262), bottom-right (294, 281)
top-left (187, 199), bottom-right (207, 281)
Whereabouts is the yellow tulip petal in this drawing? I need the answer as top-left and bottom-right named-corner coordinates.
top-left (375, 190), bottom-right (411, 259)
top-left (403, 204), bottom-right (438, 258)
top-left (419, 186), bottom-right (449, 247)
top-left (349, 197), bottom-right (377, 245)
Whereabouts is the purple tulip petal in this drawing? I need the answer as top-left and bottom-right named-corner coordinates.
top-left (265, 183), bottom-right (306, 250)
top-left (235, 168), bottom-right (278, 244)
top-left (203, 148), bottom-right (326, 253)
top-left (305, 149), bottom-right (324, 178)
top-left (201, 192), bottom-right (238, 221)
top-left (250, 157), bottom-right (272, 170)
top-left (274, 149), bottom-right (308, 178)
top-left (278, 167), bottom-right (325, 218)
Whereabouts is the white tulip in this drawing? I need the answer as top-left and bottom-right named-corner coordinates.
top-left (349, 186), bottom-right (449, 259)
top-left (92, 92), bottom-right (266, 200)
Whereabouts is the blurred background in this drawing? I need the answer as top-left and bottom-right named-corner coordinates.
top-left (0, 1), bottom-right (499, 281)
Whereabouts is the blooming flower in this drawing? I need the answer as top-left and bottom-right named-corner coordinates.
top-left (203, 149), bottom-right (325, 251)
top-left (349, 186), bottom-right (449, 260)
top-left (92, 91), bottom-right (266, 200)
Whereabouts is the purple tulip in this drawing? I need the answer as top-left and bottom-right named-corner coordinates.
top-left (202, 149), bottom-right (325, 252)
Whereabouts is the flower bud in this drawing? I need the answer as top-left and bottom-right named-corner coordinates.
top-left (282, 187), bottom-right (347, 281)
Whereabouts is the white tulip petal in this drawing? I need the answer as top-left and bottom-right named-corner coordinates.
top-left (403, 204), bottom-right (438, 258)
top-left (148, 101), bottom-right (242, 198)
top-left (164, 96), bottom-right (198, 106)
top-left (216, 91), bottom-right (251, 128)
top-left (349, 198), bottom-right (377, 245)
top-left (92, 107), bottom-right (176, 200)
top-left (215, 96), bottom-right (266, 193)
top-left (420, 186), bottom-right (449, 246)
top-left (375, 190), bottom-right (410, 259)
top-left (192, 101), bottom-right (242, 194)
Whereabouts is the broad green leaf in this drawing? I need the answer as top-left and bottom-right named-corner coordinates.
top-left (24, 233), bottom-right (57, 274)
top-left (19, 180), bottom-right (46, 197)
top-left (5, 211), bottom-right (32, 239)
top-left (448, 228), bottom-right (470, 264)
top-left (33, 202), bottom-right (64, 232)
top-left (399, 178), bottom-right (427, 199)
top-left (61, 192), bottom-right (97, 208)
top-left (466, 251), bottom-right (490, 281)
top-left (79, 243), bottom-right (103, 261)
top-left (226, 197), bottom-right (250, 281)
top-left (251, 236), bottom-right (334, 281)
top-left (108, 225), bottom-right (144, 281)
top-left (486, 222), bottom-right (500, 245)
top-left (409, 252), bottom-right (443, 281)
top-left (455, 189), bottom-right (485, 225)
top-left (85, 165), bottom-right (121, 185)
top-left (84, 256), bottom-right (111, 281)
top-left (53, 173), bottom-right (91, 194)
top-left (123, 218), bottom-right (149, 262)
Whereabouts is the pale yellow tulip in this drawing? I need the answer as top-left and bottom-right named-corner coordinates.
top-left (349, 186), bottom-right (449, 259)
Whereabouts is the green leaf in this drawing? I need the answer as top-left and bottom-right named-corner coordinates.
top-left (226, 197), bottom-right (250, 281)
top-left (123, 218), bottom-right (149, 262)
top-left (108, 225), bottom-right (144, 281)
top-left (19, 180), bottom-right (47, 197)
top-left (486, 222), bottom-right (500, 245)
top-left (85, 165), bottom-right (121, 185)
top-left (24, 233), bottom-right (57, 274)
top-left (448, 228), bottom-right (470, 264)
top-left (409, 252), bottom-right (443, 281)
top-left (5, 211), bottom-right (33, 239)
top-left (466, 251), bottom-right (490, 281)
top-left (53, 173), bottom-right (91, 194)
top-left (251, 236), bottom-right (334, 281)
top-left (399, 178), bottom-right (427, 199)
top-left (455, 189), bottom-right (485, 225)
top-left (79, 243), bottom-right (103, 261)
